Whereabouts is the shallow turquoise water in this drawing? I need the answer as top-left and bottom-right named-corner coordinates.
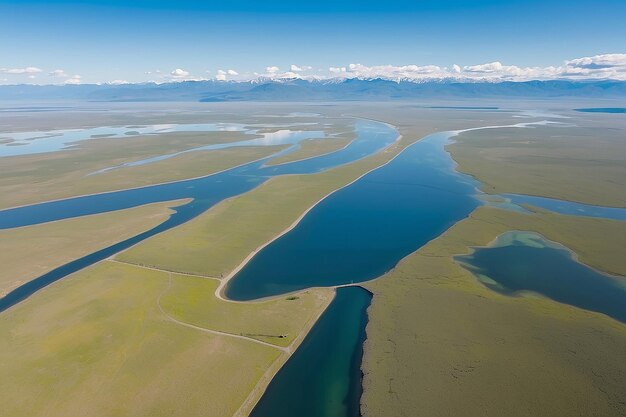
top-left (456, 231), bottom-right (626, 323)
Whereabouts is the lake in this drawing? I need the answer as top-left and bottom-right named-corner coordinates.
top-left (456, 231), bottom-right (626, 323)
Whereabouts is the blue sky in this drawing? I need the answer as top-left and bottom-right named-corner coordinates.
top-left (1, 0), bottom-right (625, 84)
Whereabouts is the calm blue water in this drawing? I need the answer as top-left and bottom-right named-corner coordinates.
top-left (504, 194), bottom-right (626, 220)
top-left (0, 120), bottom-right (395, 229)
top-left (249, 287), bottom-right (370, 417)
top-left (575, 108), bottom-right (626, 114)
top-left (456, 231), bottom-right (626, 323)
top-left (0, 120), bottom-right (397, 312)
top-left (225, 131), bottom-right (481, 300)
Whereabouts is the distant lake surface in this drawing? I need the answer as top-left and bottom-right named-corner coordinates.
top-left (456, 231), bottom-right (626, 323)
top-left (0, 122), bottom-right (329, 162)
top-left (574, 108), bottom-right (626, 114)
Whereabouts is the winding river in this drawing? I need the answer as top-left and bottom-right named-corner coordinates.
top-left (2, 115), bottom-right (625, 417)
top-left (0, 119), bottom-right (398, 310)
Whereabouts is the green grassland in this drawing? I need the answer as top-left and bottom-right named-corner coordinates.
top-left (0, 200), bottom-right (186, 297)
top-left (160, 273), bottom-right (334, 347)
top-left (0, 108), bottom-right (357, 209)
top-left (265, 136), bottom-right (354, 166)
top-left (447, 118), bottom-right (626, 207)
top-left (363, 206), bottom-right (626, 417)
top-left (0, 260), bottom-right (335, 417)
top-left (0, 139), bottom-right (285, 209)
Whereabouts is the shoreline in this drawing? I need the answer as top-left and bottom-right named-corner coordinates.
top-left (215, 118), bottom-right (550, 303)
top-left (263, 136), bottom-right (356, 167)
top-left (232, 289), bottom-right (337, 417)
top-left (0, 147), bottom-right (282, 213)
top-left (0, 114), bottom-right (400, 213)
top-left (214, 132), bottom-right (404, 302)
top-left (0, 118), bottom-right (401, 313)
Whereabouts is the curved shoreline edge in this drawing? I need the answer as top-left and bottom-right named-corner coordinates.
top-left (214, 134), bottom-right (404, 302)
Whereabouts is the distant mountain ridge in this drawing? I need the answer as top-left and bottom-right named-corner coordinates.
top-left (1, 79), bottom-right (625, 101)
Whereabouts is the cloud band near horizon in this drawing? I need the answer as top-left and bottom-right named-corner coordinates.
top-left (1, 53), bottom-right (625, 86)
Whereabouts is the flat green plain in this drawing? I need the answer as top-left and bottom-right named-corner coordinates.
top-left (0, 257), bottom-right (338, 417)
top-left (160, 273), bottom-right (333, 347)
top-left (265, 136), bottom-right (353, 166)
top-left (448, 121), bottom-right (626, 207)
top-left (0, 139), bottom-right (285, 210)
top-left (0, 200), bottom-right (186, 297)
top-left (0, 261), bottom-right (286, 417)
top-left (363, 206), bottom-right (626, 417)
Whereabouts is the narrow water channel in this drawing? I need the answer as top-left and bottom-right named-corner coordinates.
top-left (249, 287), bottom-right (370, 417)
top-left (0, 120), bottom-right (397, 312)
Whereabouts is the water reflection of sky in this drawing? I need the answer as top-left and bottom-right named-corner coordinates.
top-left (0, 122), bottom-right (326, 159)
top-left (0, 123), bottom-right (246, 157)
top-left (91, 128), bottom-right (328, 175)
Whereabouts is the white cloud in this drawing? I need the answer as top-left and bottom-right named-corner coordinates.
top-left (290, 64), bottom-right (312, 72)
top-left (159, 68), bottom-right (207, 82)
top-left (329, 66), bottom-right (347, 74)
top-left (274, 71), bottom-right (300, 79)
top-left (319, 54), bottom-right (626, 82)
top-left (3, 53), bottom-right (626, 86)
top-left (0, 67), bottom-right (43, 74)
top-left (49, 69), bottom-right (67, 77)
top-left (333, 63), bottom-right (451, 80)
top-left (560, 53), bottom-right (626, 79)
top-left (215, 69), bottom-right (239, 81)
top-left (64, 75), bottom-right (82, 85)
top-left (566, 53), bottom-right (626, 69)
top-left (108, 80), bottom-right (129, 85)
top-left (258, 66), bottom-right (314, 80)
top-left (216, 69), bottom-right (227, 81)
top-left (170, 68), bottom-right (190, 78)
